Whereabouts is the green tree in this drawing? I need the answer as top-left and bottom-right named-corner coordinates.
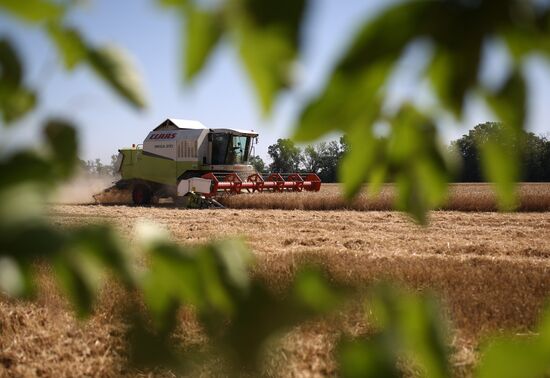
top-left (451, 122), bottom-right (550, 182)
top-left (523, 133), bottom-right (550, 181)
top-left (249, 155), bottom-right (266, 173)
top-left (302, 140), bottom-right (345, 182)
top-left (267, 138), bottom-right (302, 172)
top-left (302, 144), bottom-right (322, 173)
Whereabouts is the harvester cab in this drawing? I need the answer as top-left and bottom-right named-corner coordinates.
top-left (108, 118), bottom-right (321, 206)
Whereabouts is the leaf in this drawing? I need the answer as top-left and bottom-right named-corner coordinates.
top-left (141, 243), bottom-right (203, 326)
top-left (209, 265), bottom-right (346, 373)
top-left (184, 4), bottom-right (222, 81)
top-left (126, 308), bottom-right (188, 371)
top-left (292, 267), bottom-right (342, 314)
top-left (0, 38), bottom-right (37, 123)
top-left (428, 31), bottom-right (483, 117)
top-left (216, 283), bottom-right (307, 372)
top-left (340, 105), bottom-right (449, 223)
top-left (0, 221), bottom-right (66, 259)
top-left (47, 24), bottom-right (88, 70)
top-left (87, 46), bottom-right (147, 109)
top-left (501, 6), bottom-right (550, 60)
top-left (0, 0), bottom-right (63, 24)
top-left (52, 224), bottom-right (134, 318)
top-left (0, 222), bottom-right (66, 298)
top-left (476, 309), bottom-right (550, 378)
top-left (71, 224), bottom-right (135, 288)
top-left (0, 86), bottom-right (36, 123)
top-left (295, 64), bottom-right (388, 142)
top-left (471, 122), bottom-right (519, 211)
top-left (0, 151), bottom-right (53, 189)
top-left (387, 106), bottom-right (449, 223)
top-left (397, 295), bottom-right (449, 378)
top-left (338, 335), bottom-right (400, 378)
top-left (368, 285), bottom-right (450, 378)
top-left (195, 246), bottom-right (236, 315)
top-left (43, 119), bottom-right (79, 179)
top-left (476, 338), bottom-right (550, 378)
top-left (484, 69), bottom-right (526, 131)
top-left (0, 257), bottom-right (26, 296)
top-left (294, 1), bottom-right (432, 142)
top-left (339, 121), bottom-right (383, 199)
top-left (479, 140), bottom-right (518, 210)
top-left (235, 0), bottom-right (306, 113)
top-left (54, 250), bottom-right (102, 318)
top-left (0, 38), bottom-right (22, 86)
top-left (157, 0), bottom-right (186, 7)
top-left (295, 0), bottom-right (494, 140)
top-left (209, 239), bottom-right (251, 292)
top-left (141, 238), bottom-right (251, 329)
top-left (422, 1), bottom-right (496, 116)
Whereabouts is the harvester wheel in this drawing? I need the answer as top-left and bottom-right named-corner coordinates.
top-left (132, 184), bottom-right (152, 205)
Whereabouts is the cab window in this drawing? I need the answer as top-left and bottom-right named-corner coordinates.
top-left (212, 133), bottom-right (251, 165)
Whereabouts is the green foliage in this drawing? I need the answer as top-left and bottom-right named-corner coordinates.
top-left (264, 137), bottom-right (346, 180)
top-left (302, 139), bottom-right (346, 182)
top-left (3, 0), bottom-right (550, 376)
top-left (183, 4), bottom-right (222, 81)
top-left (339, 106), bottom-right (450, 223)
top-left (87, 47), bottom-right (147, 109)
top-left (1, 4), bottom-right (146, 115)
top-left (44, 119), bottom-right (79, 179)
top-left (476, 309), bottom-right (550, 378)
top-left (176, 0), bottom-right (306, 113)
top-left (235, 0), bottom-right (305, 113)
top-left (0, 39), bottom-right (36, 123)
top-left (0, 0), bottom-right (63, 24)
top-left (46, 24), bottom-right (88, 70)
top-left (114, 222), bottom-right (349, 372)
top-left (249, 154), bottom-right (265, 172)
top-left (290, 0), bottom-right (548, 218)
top-left (267, 138), bottom-right (302, 172)
top-left (47, 23), bottom-right (147, 108)
top-left (339, 286), bottom-right (449, 378)
top-left (451, 122), bottom-right (550, 191)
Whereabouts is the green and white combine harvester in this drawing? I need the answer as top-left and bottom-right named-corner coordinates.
top-left (101, 119), bottom-right (322, 208)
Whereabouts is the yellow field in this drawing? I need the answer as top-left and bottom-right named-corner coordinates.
top-left (1, 199), bottom-right (549, 376)
top-left (220, 183), bottom-right (550, 211)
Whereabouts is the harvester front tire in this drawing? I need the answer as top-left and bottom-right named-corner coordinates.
top-left (132, 184), bottom-right (152, 206)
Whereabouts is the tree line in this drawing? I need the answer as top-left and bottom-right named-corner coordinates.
top-left (250, 123), bottom-right (550, 182)
top-left (79, 155), bottom-right (119, 176)
top-left (451, 122), bottom-right (550, 182)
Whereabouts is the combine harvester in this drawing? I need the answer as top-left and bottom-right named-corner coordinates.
top-left (97, 119), bottom-right (321, 207)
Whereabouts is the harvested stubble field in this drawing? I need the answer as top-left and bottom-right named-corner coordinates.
top-left (1, 184), bottom-right (550, 377)
top-left (220, 183), bottom-right (550, 212)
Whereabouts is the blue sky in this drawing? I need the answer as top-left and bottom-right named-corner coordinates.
top-left (1, 0), bottom-right (549, 164)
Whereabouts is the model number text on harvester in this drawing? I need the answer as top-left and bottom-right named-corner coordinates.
top-left (149, 133), bottom-right (176, 140)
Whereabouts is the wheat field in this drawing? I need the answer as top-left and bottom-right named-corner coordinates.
top-left (1, 199), bottom-right (549, 376)
top-left (219, 183), bottom-right (550, 212)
